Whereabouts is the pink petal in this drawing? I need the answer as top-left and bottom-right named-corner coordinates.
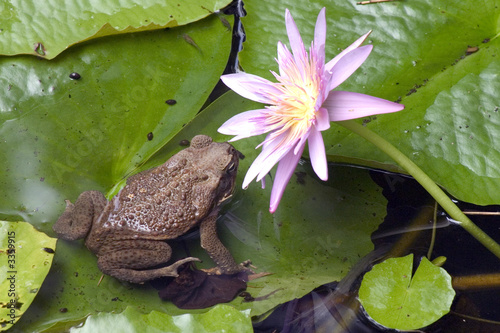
top-left (218, 109), bottom-right (269, 140)
top-left (308, 128), bottom-right (328, 181)
top-left (325, 31), bottom-right (371, 72)
top-left (255, 149), bottom-right (290, 182)
top-left (323, 91), bottom-right (405, 121)
top-left (315, 107), bottom-right (330, 131)
top-left (242, 152), bottom-right (269, 189)
top-left (327, 45), bottom-right (373, 91)
top-left (242, 150), bottom-right (271, 189)
top-left (242, 133), bottom-right (295, 188)
top-left (277, 41), bottom-right (293, 79)
top-left (269, 142), bottom-right (305, 213)
top-left (293, 127), bottom-right (310, 154)
top-left (313, 8), bottom-right (327, 58)
top-left (256, 137), bottom-right (296, 181)
top-left (285, 9), bottom-right (307, 77)
top-left (221, 73), bottom-right (281, 104)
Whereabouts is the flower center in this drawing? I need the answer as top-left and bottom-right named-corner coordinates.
top-left (269, 61), bottom-right (322, 141)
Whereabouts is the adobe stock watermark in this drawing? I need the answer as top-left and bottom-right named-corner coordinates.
top-left (5, 231), bottom-right (17, 325)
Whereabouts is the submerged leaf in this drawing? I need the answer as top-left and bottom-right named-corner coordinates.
top-left (156, 264), bottom-right (247, 309)
top-left (358, 254), bottom-right (455, 330)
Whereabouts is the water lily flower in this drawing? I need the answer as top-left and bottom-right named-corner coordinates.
top-left (218, 8), bottom-right (404, 213)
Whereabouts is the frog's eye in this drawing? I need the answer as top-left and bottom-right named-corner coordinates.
top-left (226, 162), bottom-right (237, 173)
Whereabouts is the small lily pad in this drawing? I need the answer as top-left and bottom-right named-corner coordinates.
top-left (358, 254), bottom-right (455, 330)
top-left (69, 305), bottom-right (252, 333)
top-left (0, 221), bottom-right (57, 331)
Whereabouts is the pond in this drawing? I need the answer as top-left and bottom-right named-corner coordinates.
top-left (0, 0), bottom-right (499, 332)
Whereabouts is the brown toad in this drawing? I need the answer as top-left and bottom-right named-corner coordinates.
top-left (53, 135), bottom-right (244, 283)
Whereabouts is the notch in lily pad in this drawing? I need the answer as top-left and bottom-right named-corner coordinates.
top-left (34, 42), bottom-right (45, 56)
top-left (358, 253), bottom-right (455, 330)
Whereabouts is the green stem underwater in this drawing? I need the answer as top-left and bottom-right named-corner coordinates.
top-left (338, 119), bottom-right (500, 259)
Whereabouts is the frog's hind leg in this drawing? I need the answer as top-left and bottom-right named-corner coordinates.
top-left (96, 240), bottom-right (200, 284)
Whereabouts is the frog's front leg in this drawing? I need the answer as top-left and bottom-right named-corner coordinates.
top-left (53, 191), bottom-right (107, 240)
top-left (199, 211), bottom-right (245, 275)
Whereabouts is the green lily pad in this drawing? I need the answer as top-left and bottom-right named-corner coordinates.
top-left (61, 305), bottom-right (252, 333)
top-left (358, 254), bottom-right (455, 330)
top-left (0, 0), bottom-right (232, 59)
top-left (0, 221), bottom-right (57, 331)
top-left (238, 0), bottom-right (500, 206)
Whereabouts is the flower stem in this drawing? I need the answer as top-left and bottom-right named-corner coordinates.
top-left (338, 119), bottom-right (500, 259)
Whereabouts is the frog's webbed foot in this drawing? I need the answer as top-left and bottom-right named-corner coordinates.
top-left (237, 259), bottom-right (256, 274)
top-left (202, 259), bottom-right (255, 275)
top-left (239, 260), bottom-right (254, 270)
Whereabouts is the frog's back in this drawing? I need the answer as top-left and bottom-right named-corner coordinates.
top-left (98, 151), bottom-right (216, 239)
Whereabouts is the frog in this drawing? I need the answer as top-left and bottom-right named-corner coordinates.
top-left (53, 135), bottom-right (245, 284)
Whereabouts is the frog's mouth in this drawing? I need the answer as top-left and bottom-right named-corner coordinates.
top-left (217, 149), bottom-right (240, 204)
top-left (219, 168), bottom-right (238, 203)
top-left (217, 180), bottom-right (235, 206)
top-left (220, 191), bottom-right (233, 204)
